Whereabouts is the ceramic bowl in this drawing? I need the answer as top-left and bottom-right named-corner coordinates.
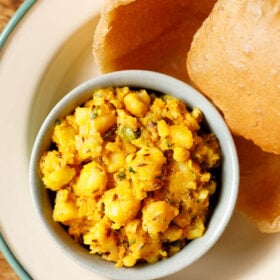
top-left (29, 70), bottom-right (239, 280)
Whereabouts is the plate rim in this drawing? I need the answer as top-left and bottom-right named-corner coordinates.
top-left (0, 0), bottom-right (36, 50)
top-left (0, 0), bottom-right (36, 278)
top-left (0, 1), bottom-right (104, 279)
top-left (0, 234), bottom-right (31, 280)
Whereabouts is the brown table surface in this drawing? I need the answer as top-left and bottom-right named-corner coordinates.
top-left (1, 1), bottom-right (25, 279)
top-left (0, 253), bottom-right (20, 280)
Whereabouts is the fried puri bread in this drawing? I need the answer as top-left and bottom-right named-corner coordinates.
top-left (93, 0), bottom-right (280, 232)
top-left (187, 0), bottom-right (280, 154)
top-left (235, 136), bottom-right (280, 233)
top-left (93, 0), bottom-right (216, 82)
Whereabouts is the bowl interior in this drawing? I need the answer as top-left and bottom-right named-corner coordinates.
top-left (29, 70), bottom-right (239, 280)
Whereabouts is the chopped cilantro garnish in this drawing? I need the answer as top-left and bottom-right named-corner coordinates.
top-left (117, 170), bottom-right (126, 180)
top-left (128, 166), bottom-right (136, 173)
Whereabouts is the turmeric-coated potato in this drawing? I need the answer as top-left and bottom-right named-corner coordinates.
top-left (39, 86), bottom-right (220, 267)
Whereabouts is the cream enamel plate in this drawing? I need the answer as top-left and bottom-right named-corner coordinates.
top-left (1, 1), bottom-right (280, 279)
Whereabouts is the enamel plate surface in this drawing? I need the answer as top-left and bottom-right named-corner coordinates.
top-left (0, 0), bottom-right (280, 279)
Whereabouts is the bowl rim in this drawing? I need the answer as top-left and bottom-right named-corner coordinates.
top-left (29, 70), bottom-right (239, 280)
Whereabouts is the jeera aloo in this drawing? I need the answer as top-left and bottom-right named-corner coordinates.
top-left (39, 86), bottom-right (221, 267)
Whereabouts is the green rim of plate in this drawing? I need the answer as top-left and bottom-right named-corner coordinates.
top-left (0, 0), bottom-right (36, 279)
top-left (0, 234), bottom-right (31, 280)
top-left (0, 0), bottom-right (36, 50)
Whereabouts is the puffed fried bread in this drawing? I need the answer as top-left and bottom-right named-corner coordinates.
top-left (187, 0), bottom-right (280, 154)
top-left (235, 136), bottom-right (280, 233)
top-left (93, 0), bottom-right (216, 82)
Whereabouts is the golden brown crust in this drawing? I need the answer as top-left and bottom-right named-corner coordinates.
top-left (93, 0), bottom-right (280, 232)
top-left (187, 0), bottom-right (280, 154)
top-left (93, 0), bottom-right (217, 82)
top-left (235, 136), bottom-right (280, 233)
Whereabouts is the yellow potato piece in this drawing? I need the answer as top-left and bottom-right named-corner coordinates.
top-left (92, 103), bottom-right (117, 134)
top-left (142, 201), bottom-right (179, 236)
top-left (126, 146), bottom-right (166, 199)
top-left (169, 125), bottom-right (193, 150)
top-left (103, 185), bottom-right (141, 229)
top-left (73, 161), bottom-right (107, 197)
top-left (53, 189), bottom-right (78, 223)
top-left (42, 166), bottom-right (76, 191)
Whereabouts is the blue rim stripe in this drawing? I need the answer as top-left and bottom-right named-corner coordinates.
top-left (0, 0), bottom-right (36, 50)
top-left (0, 0), bottom-right (36, 278)
top-left (0, 234), bottom-right (31, 280)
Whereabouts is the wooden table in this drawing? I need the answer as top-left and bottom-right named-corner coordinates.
top-left (0, 252), bottom-right (19, 280)
top-left (1, 1), bottom-right (25, 279)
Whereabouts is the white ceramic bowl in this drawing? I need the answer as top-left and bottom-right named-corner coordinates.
top-left (29, 70), bottom-right (239, 280)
